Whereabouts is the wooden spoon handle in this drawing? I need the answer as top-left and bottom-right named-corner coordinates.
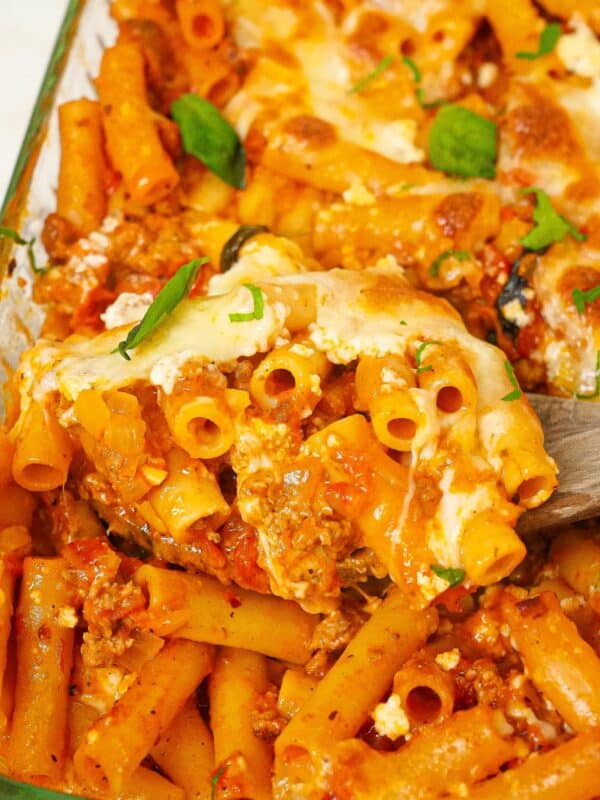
top-left (518, 394), bottom-right (600, 534)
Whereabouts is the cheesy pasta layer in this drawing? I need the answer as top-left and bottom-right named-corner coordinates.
top-left (25, 0), bottom-right (600, 403)
top-left (9, 244), bottom-right (556, 611)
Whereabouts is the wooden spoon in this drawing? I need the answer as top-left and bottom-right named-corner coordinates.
top-left (518, 394), bottom-right (600, 534)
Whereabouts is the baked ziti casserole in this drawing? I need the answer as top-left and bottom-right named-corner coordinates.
top-left (0, 0), bottom-right (600, 798)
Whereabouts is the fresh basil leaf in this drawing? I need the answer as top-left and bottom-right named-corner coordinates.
top-left (0, 774), bottom-right (85, 799)
top-left (431, 564), bottom-right (465, 588)
top-left (577, 350), bottom-right (600, 400)
top-left (350, 54), bottom-right (396, 94)
top-left (415, 340), bottom-right (441, 373)
top-left (573, 285), bottom-right (600, 316)
top-left (220, 225), bottom-right (270, 272)
top-left (501, 360), bottom-right (522, 401)
top-left (516, 22), bottom-right (561, 60)
top-left (115, 257), bottom-right (208, 360)
top-left (171, 93), bottom-right (246, 188)
top-left (0, 225), bottom-right (43, 274)
top-left (520, 188), bottom-right (585, 251)
top-left (428, 249), bottom-right (470, 278)
top-left (428, 104), bottom-right (497, 179)
top-left (229, 283), bottom-right (264, 322)
top-left (401, 55), bottom-right (421, 83)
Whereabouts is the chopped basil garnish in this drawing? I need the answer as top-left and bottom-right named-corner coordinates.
top-left (573, 285), bottom-right (600, 316)
top-left (350, 54), bottom-right (396, 94)
top-left (220, 224), bottom-right (270, 272)
top-left (229, 283), bottom-right (264, 322)
top-left (171, 93), bottom-right (246, 188)
top-left (501, 360), bottom-right (522, 401)
top-left (211, 766), bottom-right (225, 800)
top-left (577, 351), bottom-right (600, 400)
top-left (428, 249), bottom-right (470, 278)
top-left (402, 55), bottom-right (421, 83)
top-left (415, 340), bottom-right (441, 373)
top-left (402, 56), bottom-right (444, 108)
top-left (516, 22), bottom-right (561, 60)
top-left (0, 226), bottom-right (27, 244)
top-left (520, 188), bottom-right (585, 251)
top-left (0, 225), bottom-right (43, 274)
top-left (428, 104), bottom-right (497, 179)
top-left (115, 257), bottom-right (207, 360)
top-left (431, 564), bottom-right (465, 587)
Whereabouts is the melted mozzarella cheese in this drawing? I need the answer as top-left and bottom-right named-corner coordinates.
top-left (207, 238), bottom-right (309, 296)
top-left (368, 0), bottom-right (446, 33)
top-left (532, 244), bottom-right (600, 395)
top-left (559, 79), bottom-right (600, 168)
top-left (291, 28), bottom-right (424, 164)
top-left (20, 264), bottom-right (546, 438)
top-left (427, 465), bottom-right (498, 567)
top-left (21, 282), bottom-right (295, 402)
top-left (557, 15), bottom-right (600, 78)
top-left (225, 0), bottom-right (424, 164)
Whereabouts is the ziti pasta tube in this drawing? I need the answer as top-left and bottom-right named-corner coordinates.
top-left (134, 565), bottom-right (318, 664)
top-left (0, 526), bottom-right (31, 732)
top-left (465, 729), bottom-right (600, 800)
top-left (502, 592), bottom-right (600, 731)
top-left (11, 402), bottom-right (72, 492)
top-left (57, 99), bottom-right (107, 236)
top-left (96, 40), bottom-right (179, 205)
top-left (74, 639), bottom-right (214, 793)
top-left (278, 705), bottom-right (521, 800)
top-left (209, 648), bottom-right (272, 800)
top-left (275, 588), bottom-right (438, 753)
top-left (9, 558), bottom-right (75, 781)
top-left (151, 697), bottom-right (214, 800)
top-left (175, 0), bottom-right (225, 50)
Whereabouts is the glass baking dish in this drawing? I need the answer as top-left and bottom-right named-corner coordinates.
top-left (0, 1), bottom-right (110, 797)
top-left (0, 0), bottom-right (116, 395)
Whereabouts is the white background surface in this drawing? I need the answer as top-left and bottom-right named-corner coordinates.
top-left (0, 1), bottom-right (69, 204)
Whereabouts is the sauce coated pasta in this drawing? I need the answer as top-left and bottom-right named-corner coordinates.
top-left (1, 0), bottom-right (600, 799)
